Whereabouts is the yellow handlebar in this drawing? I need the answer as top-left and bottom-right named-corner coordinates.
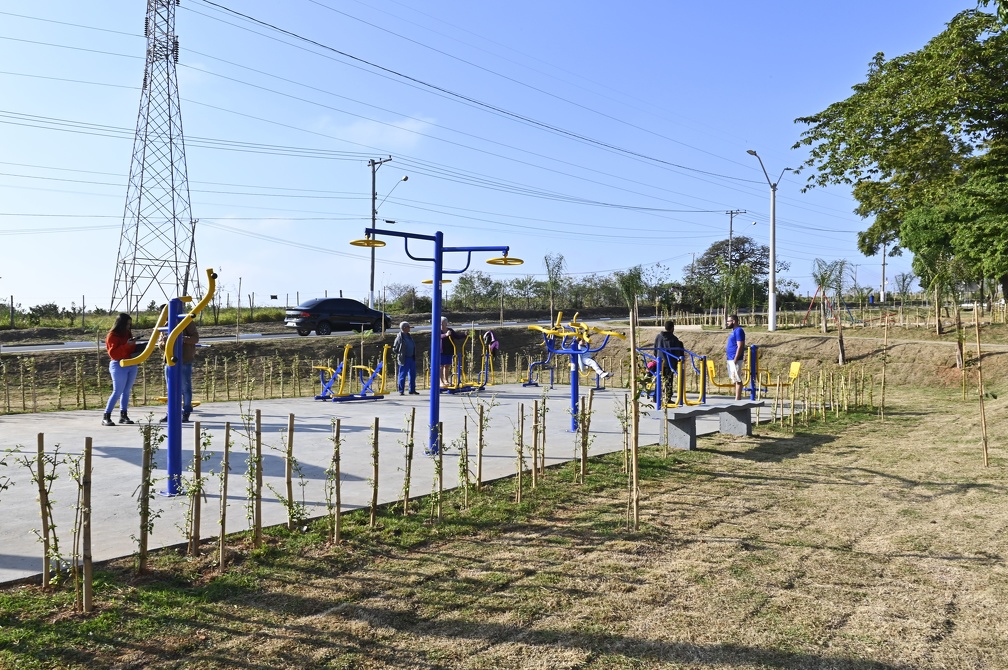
top-left (164, 268), bottom-right (218, 366)
top-left (119, 304), bottom-right (169, 368)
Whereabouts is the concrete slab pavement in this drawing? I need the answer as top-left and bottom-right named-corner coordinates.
top-left (0, 383), bottom-right (755, 584)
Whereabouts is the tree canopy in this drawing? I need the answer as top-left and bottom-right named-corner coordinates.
top-left (794, 8), bottom-right (1008, 299)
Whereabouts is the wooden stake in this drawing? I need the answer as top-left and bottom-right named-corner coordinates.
top-left (82, 437), bottom-right (93, 613)
top-left (403, 409), bottom-right (415, 515)
top-left (370, 417), bottom-right (380, 528)
top-left (254, 409), bottom-right (262, 548)
top-left (36, 433), bottom-right (51, 587)
top-left (332, 419), bottom-right (342, 542)
top-left (975, 316), bottom-right (989, 467)
top-left (477, 404), bottom-right (484, 490)
top-left (437, 422), bottom-right (444, 521)
top-left (880, 314), bottom-right (888, 421)
top-left (285, 413), bottom-right (295, 530)
top-left (219, 422), bottom-right (230, 568)
top-left (462, 415), bottom-right (469, 508)
top-left (540, 397), bottom-right (548, 477)
top-left (516, 404), bottom-right (524, 502)
top-left (190, 422), bottom-right (202, 557)
top-left (139, 426), bottom-right (151, 574)
top-left (579, 396), bottom-right (587, 483)
top-left (531, 400), bottom-right (539, 489)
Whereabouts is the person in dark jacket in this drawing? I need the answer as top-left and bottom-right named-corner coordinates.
top-left (653, 320), bottom-right (684, 404)
top-left (392, 321), bottom-right (418, 395)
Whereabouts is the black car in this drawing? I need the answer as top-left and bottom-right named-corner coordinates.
top-left (284, 298), bottom-right (392, 336)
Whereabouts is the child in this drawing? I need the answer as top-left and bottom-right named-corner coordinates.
top-left (576, 335), bottom-right (611, 379)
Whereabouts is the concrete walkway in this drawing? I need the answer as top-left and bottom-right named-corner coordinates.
top-left (0, 383), bottom-right (757, 584)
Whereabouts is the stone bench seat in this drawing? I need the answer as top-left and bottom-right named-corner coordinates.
top-left (666, 400), bottom-right (764, 450)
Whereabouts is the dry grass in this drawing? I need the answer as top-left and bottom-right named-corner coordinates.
top-left (27, 387), bottom-right (997, 670)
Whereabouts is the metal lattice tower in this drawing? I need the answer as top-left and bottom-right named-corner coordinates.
top-left (110, 0), bottom-right (198, 313)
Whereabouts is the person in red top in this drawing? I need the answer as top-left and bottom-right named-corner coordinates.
top-left (103, 313), bottom-right (139, 426)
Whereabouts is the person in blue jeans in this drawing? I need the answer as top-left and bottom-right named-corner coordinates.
top-left (159, 320), bottom-right (199, 422)
top-left (103, 313), bottom-right (139, 426)
top-left (725, 313), bottom-right (746, 400)
top-left (392, 321), bottom-right (418, 395)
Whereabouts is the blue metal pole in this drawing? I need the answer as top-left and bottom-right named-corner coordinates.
top-left (164, 297), bottom-right (183, 496)
top-left (428, 231), bottom-right (443, 455)
top-left (700, 355), bottom-right (707, 404)
top-left (748, 344), bottom-right (758, 401)
top-left (570, 353), bottom-right (579, 432)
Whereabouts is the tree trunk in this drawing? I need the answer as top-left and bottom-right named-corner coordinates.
top-left (955, 307), bottom-right (964, 369)
top-left (820, 295), bottom-right (828, 334)
top-left (837, 321), bottom-right (846, 366)
top-left (935, 286), bottom-right (943, 336)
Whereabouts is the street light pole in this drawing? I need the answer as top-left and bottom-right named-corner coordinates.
top-left (747, 150), bottom-right (790, 332)
top-left (351, 226), bottom-right (522, 455)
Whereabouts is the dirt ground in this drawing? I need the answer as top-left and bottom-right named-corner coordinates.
top-left (92, 384), bottom-right (1007, 670)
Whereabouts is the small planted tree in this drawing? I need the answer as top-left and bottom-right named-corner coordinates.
top-left (613, 265), bottom-right (646, 530)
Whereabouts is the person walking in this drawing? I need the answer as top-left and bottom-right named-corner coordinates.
top-left (726, 314), bottom-right (746, 400)
top-left (392, 321), bottom-right (418, 395)
top-left (102, 313), bottom-right (139, 426)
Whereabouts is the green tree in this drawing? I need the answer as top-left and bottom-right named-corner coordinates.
top-left (543, 253), bottom-right (566, 324)
top-left (794, 9), bottom-right (1008, 302)
top-left (682, 236), bottom-right (782, 313)
top-left (509, 275), bottom-right (542, 310)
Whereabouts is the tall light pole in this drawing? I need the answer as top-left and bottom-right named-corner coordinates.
top-left (351, 226), bottom-right (522, 455)
top-left (368, 157), bottom-right (408, 308)
top-left (747, 150), bottom-right (791, 331)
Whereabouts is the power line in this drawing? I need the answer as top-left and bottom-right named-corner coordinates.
top-left (192, 0), bottom-right (762, 184)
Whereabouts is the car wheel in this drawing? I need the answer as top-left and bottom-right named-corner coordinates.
top-left (372, 319), bottom-right (385, 333)
top-left (297, 328), bottom-right (311, 336)
top-left (316, 321), bottom-right (332, 336)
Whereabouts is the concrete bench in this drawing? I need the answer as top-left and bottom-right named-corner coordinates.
top-left (666, 400), bottom-right (765, 451)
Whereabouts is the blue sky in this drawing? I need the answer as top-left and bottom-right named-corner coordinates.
top-left (0, 1), bottom-right (978, 310)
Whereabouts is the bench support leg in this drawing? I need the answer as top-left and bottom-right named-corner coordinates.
top-left (668, 418), bottom-right (697, 451)
top-left (720, 409), bottom-right (753, 437)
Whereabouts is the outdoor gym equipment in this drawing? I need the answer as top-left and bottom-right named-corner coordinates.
top-left (473, 330), bottom-right (499, 387)
top-left (314, 344), bottom-right (389, 401)
top-left (640, 346), bottom-right (707, 407)
top-left (441, 329), bottom-right (483, 394)
top-left (351, 225), bottom-right (522, 455)
top-left (526, 312), bottom-right (625, 431)
top-left (121, 267), bottom-right (217, 496)
top-left (703, 345), bottom-right (764, 401)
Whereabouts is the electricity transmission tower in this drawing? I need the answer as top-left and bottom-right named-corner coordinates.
top-left (110, 0), bottom-right (198, 313)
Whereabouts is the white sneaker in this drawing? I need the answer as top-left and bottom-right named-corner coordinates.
top-left (600, 371), bottom-right (612, 379)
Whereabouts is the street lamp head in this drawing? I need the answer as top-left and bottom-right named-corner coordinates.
top-left (400, 175), bottom-right (408, 182)
top-left (746, 149), bottom-right (758, 156)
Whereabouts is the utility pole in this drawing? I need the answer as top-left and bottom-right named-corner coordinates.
top-left (368, 157), bottom-right (392, 309)
top-left (725, 209), bottom-right (746, 271)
